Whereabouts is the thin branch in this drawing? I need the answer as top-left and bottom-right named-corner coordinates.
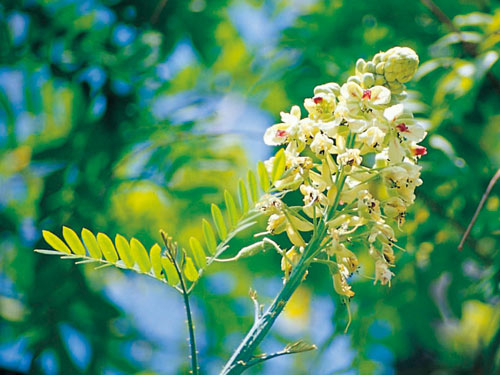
top-left (245, 343), bottom-right (316, 369)
top-left (161, 231), bottom-right (199, 375)
top-left (151, 0), bottom-right (168, 25)
top-left (419, 0), bottom-right (500, 95)
top-left (458, 168), bottom-right (500, 250)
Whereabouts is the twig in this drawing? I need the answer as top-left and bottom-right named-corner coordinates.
top-left (244, 342), bottom-right (316, 369)
top-left (161, 231), bottom-right (199, 375)
top-left (419, 0), bottom-right (500, 95)
top-left (458, 168), bottom-right (500, 250)
top-left (151, 0), bottom-right (168, 25)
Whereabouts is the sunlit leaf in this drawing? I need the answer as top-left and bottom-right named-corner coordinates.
top-left (238, 178), bottom-right (249, 214)
top-left (161, 256), bottom-right (179, 286)
top-left (248, 170), bottom-right (258, 202)
top-left (130, 238), bottom-right (151, 273)
top-left (150, 244), bottom-right (163, 278)
top-left (224, 190), bottom-right (239, 227)
top-left (271, 148), bottom-right (286, 183)
top-left (42, 230), bottom-right (71, 254)
top-left (183, 256), bottom-right (199, 282)
top-left (202, 219), bottom-right (217, 255)
top-left (189, 237), bottom-right (206, 269)
top-left (62, 226), bottom-right (86, 256)
top-left (257, 161), bottom-right (270, 192)
top-left (115, 234), bottom-right (135, 268)
top-left (81, 228), bottom-right (102, 259)
top-left (97, 233), bottom-right (118, 263)
top-left (211, 203), bottom-right (227, 240)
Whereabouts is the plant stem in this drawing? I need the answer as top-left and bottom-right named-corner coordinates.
top-left (220, 252), bottom-right (312, 375)
top-left (458, 168), bottom-right (500, 250)
top-left (181, 277), bottom-right (199, 375)
top-left (221, 150), bottom-right (349, 375)
top-left (162, 233), bottom-right (199, 375)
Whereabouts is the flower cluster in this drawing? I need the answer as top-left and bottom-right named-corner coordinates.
top-left (260, 47), bottom-right (426, 299)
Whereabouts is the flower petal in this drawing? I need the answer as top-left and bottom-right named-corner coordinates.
top-left (383, 104), bottom-right (404, 122)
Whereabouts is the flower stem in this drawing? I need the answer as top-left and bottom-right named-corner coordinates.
top-left (161, 233), bottom-right (199, 375)
top-left (219, 251), bottom-right (312, 375)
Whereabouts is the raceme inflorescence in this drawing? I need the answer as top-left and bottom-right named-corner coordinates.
top-left (258, 46), bottom-right (426, 301)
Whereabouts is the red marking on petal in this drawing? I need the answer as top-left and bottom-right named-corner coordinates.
top-left (396, 123), bottom-right (409, 132)
top-left (313, 96), bottom-right (323, 104)
top-left (362, 90), bottom-right (371, 100)
top-left (412, 145), bottom-right (427, 156)
top-left (276, 130), bottom-right (287, 138)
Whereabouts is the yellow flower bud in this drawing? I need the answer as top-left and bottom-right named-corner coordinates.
top-left (382, 47), bottom-right (419, 83)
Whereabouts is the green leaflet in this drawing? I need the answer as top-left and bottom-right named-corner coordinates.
top-left (42, 230), bottom-right (71, 254)
top-left (257, 161), bottom-right (270, 192)
top-left (183, 257), bottom-right (199, 282)
top-left (115, 234), bottom-right (135, 268)
top-left (247, 170), bottom-right (258, 202)
top-left (150, 244), bottom-right (163, 279)
top-left (238, 178), bottom-right (249, 214)
top-left (81, 228), bottom-right (102, 259)
top-left (224, 190), bottom-right (239, 228)
top-left (62, 226), bottom-right (86, 256)
top-left (271, 148), bottom-right (286, 183)
top-left (189, 237), bottom-right (206, 269)
top-left (97, 233), bottom-right (118, 263)
top-left (202, 219), bottom-right (217, 255)
top-left (211, 203), bottom-right (227, 240)
top-left (161, 256), bottom-right (180, 286)
top-left (130, 238), bottom-right (151, 273)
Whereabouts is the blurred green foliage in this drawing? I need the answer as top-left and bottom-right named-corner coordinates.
top-left (1, 0), bottom-right (500, 374)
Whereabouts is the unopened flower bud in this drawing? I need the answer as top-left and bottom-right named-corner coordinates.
top-left (365, 61), bottom-right (376, 73)
top-left (375, 62), bottom-right (385, 74)
top-left (383, 47), bottom-right (419, 83)
top-left (356, 58), bottom-right (366, 74)
top-left (314, 82), bottom-right (341, 96)
top-left (372, 52), bottom-right (384, 64)
top-left (267, 214), bottom-right (286, 234)
top-left (361, 73), bottom-right (375, 88)
top-left (374, 74), bottom-right (386, 86)
top-left (347, 75), bottom-right (361, 85)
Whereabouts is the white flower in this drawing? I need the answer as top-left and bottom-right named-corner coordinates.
top-left (383, 104), bottom-right (426, 143)
top-left (337, 148), bottom-right (362, 167)
top-left (304, 92), bottom-right (336, 121)
top-left (341, 82), bottom-right (391, 112)
top-left (263, 105), bottom-right (301, 146)
top-left (374, 260), bottom-right (395, 286)
top-left (300, 184), bottom-right (321, 207)
top-left (310, 132), bottom-right (335, 156)
top-left (359, 126), bottom-right (386, 149)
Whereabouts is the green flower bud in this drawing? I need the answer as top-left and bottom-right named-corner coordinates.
top-left (375, 62), bottom-right (385, 75)
top-left (382, 46), bottom-right (419, 83)
top-left (365, 61), bottom-right (376, 73)
top-left (234, 240), bottom-right (267, 260)
top-left (372, 52), bottom-right (384, 64)
top-left (347, 75), bottom-right (361, 85)
top-left (355, 58), bottom-right (366, 74)
top-left (361, 73), bottom-right (375, 88)
top-left (374, 74), bottom-right (386, 86)
top-left (314, 82), bottom-right (341, 96)
top-left (388, 81), bottom-right (404, 94)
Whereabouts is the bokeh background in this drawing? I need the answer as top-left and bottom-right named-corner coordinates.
top-left (1, 0), bottom-right (500, 374)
